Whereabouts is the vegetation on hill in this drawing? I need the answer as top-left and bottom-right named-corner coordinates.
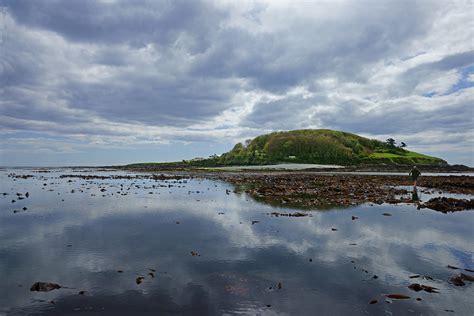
top-left (210, 129), bottom-right (445, 166)
top-left (127, 129), bottom-right (447, 168)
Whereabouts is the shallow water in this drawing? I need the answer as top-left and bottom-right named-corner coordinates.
top-left (393, 186), bottom-right (474, 201)
top-left (1, 169), bottom-right (473, 315)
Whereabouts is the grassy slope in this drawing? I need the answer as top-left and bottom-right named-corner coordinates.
top-left (127, 129), bottom-right (447, 168)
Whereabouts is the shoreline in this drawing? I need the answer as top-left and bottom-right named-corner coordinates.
top-left (6, 169), bottom-right (473, 213)
top-left (2, 162), bottom-right (473, 174)
top-left (208, 173), bottom-right (474, 211)
top-left (117, 163), bottom-right (474, 174)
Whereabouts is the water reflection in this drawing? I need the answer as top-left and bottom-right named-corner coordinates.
top-left (0, 170), bottom-right (473, 315)
top-left (411, 187), bottom-right (420, 203)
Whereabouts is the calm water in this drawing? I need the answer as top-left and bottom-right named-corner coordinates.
top-left (1, 169), bottom-right (473, 315)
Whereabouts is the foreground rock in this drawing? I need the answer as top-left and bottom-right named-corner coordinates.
top-left (420, 197), bottom-right (474, 213)
top-left (30, 282), bottom-right (61, 292)
top-left (448, 273), bottom-right (474, 286)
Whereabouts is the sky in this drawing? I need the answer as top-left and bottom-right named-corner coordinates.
top-left (0, 0), bottom-right (473, 167)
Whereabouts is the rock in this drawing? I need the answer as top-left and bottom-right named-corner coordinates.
top-left (386, 294), bottom-right (410, 299)
top-left (408, 283), bottom-right (423, 292)
top-left (460, 273), bottom-right (474, 282)
top-left (408, 283), bottom-right (439, 293)
top-left (30, 282), bottom-right (61, 292)
top-left (448, 275), bottom-right (465, 286)
top-left (421, 197), bottom-right (474, 213)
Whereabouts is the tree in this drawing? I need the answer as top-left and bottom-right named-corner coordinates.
top-left (386, 138), bottom-right (396, 147)
top-left (400, 142), bottom-right (407, 148)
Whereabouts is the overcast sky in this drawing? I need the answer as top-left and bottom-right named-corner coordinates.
top-left (1, 0), bottom-right (473, 166)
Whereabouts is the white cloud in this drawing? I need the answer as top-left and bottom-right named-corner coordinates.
top-left (0, 0), bottom-right (473, 165)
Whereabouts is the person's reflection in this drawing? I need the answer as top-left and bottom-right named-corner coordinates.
top-left (412, 187), bottom-right (420, 204)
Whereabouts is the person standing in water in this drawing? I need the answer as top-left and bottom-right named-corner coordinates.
top-left (409, 166), bottom-right (421, 188)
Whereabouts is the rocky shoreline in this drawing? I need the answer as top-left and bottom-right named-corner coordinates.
top-left (6, 169), bottom-right (474, 213)
top-left (116, 163), bottom-right (474, 173)
top-left (209, 173), bottom-right (474, 212)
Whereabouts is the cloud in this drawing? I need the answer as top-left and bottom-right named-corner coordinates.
top-left (0, 0), bottom-right (473, 165)
top-left (2, 0), bottom-right (226, 48)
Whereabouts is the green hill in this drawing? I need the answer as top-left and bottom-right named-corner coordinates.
top-left (208, 129), bottom-right (446, 166)
top-left (126, 129), bottom-right (447, 169)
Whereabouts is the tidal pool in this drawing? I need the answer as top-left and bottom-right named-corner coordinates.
top-left (1, 169), bottom-right (473, 315)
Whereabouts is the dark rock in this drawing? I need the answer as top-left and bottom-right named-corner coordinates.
top-left (449, 275), bottom-right (465, 286)
top-left (421, 197), bottom-right (474, 213)
top-left (408, 283), bottom-right (439, 293)
top-left (386, 294), bottom-right (410, 299)
top-left (30, 282), bottom-right (61, 292)
top-left (460, 273), bottom-right (474, 282)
